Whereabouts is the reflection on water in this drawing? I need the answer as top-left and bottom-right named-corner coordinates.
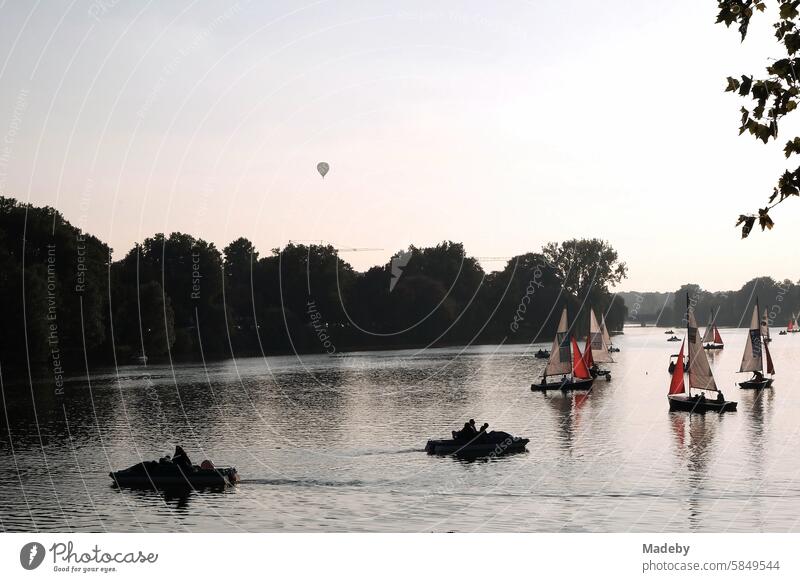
top-left (3, 328), bottom-right (800, 532)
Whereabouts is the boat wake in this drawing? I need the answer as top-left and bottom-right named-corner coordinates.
top-left (238, 478), bottom-right (374, 488)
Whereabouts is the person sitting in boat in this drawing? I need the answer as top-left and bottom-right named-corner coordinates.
top-left (752, 370), bottom-right (764, 382)
top-left (172, 445), bottom-right (193, 470)
top-left (158, 454), bottom-right (172, 464)
top-left (716, 391), bottom-right (725, 403)
top-left (454, 422), bottom-right (475, 441)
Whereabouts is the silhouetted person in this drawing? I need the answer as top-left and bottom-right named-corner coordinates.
top-left (716, 391), bottom-right (725, 403)
top-left (173, 446), bottom-right (192, 470)
top-left (753, 371), bottom-right (764, 382)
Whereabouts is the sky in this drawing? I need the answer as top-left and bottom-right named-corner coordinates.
top-left (0, 0), bottom-right (798, 292)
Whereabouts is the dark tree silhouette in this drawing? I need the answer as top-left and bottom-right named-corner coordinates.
top-left (716, 1), bottom-right (800, 236)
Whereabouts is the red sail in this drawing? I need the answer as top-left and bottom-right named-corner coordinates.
top-left (572, 336), bottom-right (592, 380)
top-left (765, 339), bottom-right (775, 375)
top-left (668, 341), bottom-right (686, 395)
top-left (583, 336), bottom-right (594, 369)
top-left (713, 325), bottom-right (723, 345)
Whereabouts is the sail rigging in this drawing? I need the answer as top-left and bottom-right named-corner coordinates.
top-left (544, 308), bottom-right (572, 377)
top-left (668, 341), bottom-right (686, 396)
top-left (600, 313), bottom-right (612, 348)
top-left (571, 337), bottom-right (592, 380)
top-left (739, 304), bottom-right (763, 373)
top-left (687, 304), bottom-right (718, 391)
top-left (588, 309), bottom-right (613, 363)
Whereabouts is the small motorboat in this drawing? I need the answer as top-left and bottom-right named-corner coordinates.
top-left (668, 394), bottom-right (737, 413)
top-left (779, 330), bottom-right (787, 336)
top-left (589, 366), bottom-right (611, 381)
top-left (667, 336), bottom-right (680, 342)
top-left (703, 343), bottom-right (723, 350)
top-left (534, 349), bottom-right (550, 359)
top-left (664, 330), bottom-right (675, 334)
top-left (608, 346), bottom-right (620, 352)
top-left (110, 461), bottom-right (239, 490)
top-left (425, 431), bottom-right (529, 457)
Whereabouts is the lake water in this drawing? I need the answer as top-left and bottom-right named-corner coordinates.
top-left (2, 326), bottom-right (799, 532)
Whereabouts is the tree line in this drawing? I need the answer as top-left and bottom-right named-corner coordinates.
top-left (621, 278), bottom-right (800, 328)
top-left (0, 197), bottom-right (628, 376)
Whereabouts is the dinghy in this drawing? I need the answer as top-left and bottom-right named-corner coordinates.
top-left (584, 308), bottom-right (613, 380)
top-left (425, 431), bottom-right (529, 456)
top-left (702, 309), bottom-right (724, 350)
top-left (601, 314), bottom-right (620, 352)
top-left (110, 462), bottom-right (239, 490)
top-left (531, 307), bottom-right (594, 392)
top-left (738, 301), bottom-right (775, 389)
top-left (667, 297), bottom-right (737, 413)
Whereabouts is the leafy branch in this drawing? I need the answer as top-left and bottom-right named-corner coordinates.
top-left (717, 0), bottom-right (800, 236)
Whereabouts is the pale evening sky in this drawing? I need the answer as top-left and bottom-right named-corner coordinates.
top-left (0, 0), bottom-right (798, 292)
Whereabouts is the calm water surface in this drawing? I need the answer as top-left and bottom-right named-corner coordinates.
top-left (2, 327), bottom-right (799, 532)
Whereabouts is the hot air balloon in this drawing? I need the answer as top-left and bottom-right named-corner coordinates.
top-left (316, 162), bottom-right (329, 178)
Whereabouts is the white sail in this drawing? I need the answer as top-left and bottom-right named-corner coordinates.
top-left (687, 308), bottom-right (718, 391)
top-left (600, 313), bottom-right (612, 348)
top-left (761, 308), bottom-right (770, 341)
top-left (701, 310), bottom-right (714, 344)
top-left (544, 308), bottom-right (572, 377)
top-left (740, 305), bottom-right (763, 373)
top-left (589, 309), bottom-right (613, 363)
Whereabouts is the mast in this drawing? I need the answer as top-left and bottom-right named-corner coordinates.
top-left (762, 308), bottom-right (770, 341)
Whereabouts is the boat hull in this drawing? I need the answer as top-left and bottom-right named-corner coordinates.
top-left (531, 377), bottom-right (595, 392)
top-left (738, 378), bottom-right (774, 389)
top-left (110, 465), bottom-right (239, 490)
top-left (668, 395), bottom-right (737, 413)
top-left (425, 437), bottom-right (529, 457)
top-left (703, 344), bottom-right (724, 350)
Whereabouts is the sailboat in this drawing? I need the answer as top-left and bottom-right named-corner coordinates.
top-left (738, 301), bottom-right (775, 389)
top-left (531, 307), bottom-right (595, 392)
top-left (600, 313), bottom-right (620, 352)
top-left (584, 308), bottom-right (613, 380)
top-left (701, 309), bottom-right (724, 350)
top-left (761, 308), bottom-right (771, 344)
top-left (667, 297), bottom-right (737, 413)
top-left (791, 313), bottom-right (800, 333)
